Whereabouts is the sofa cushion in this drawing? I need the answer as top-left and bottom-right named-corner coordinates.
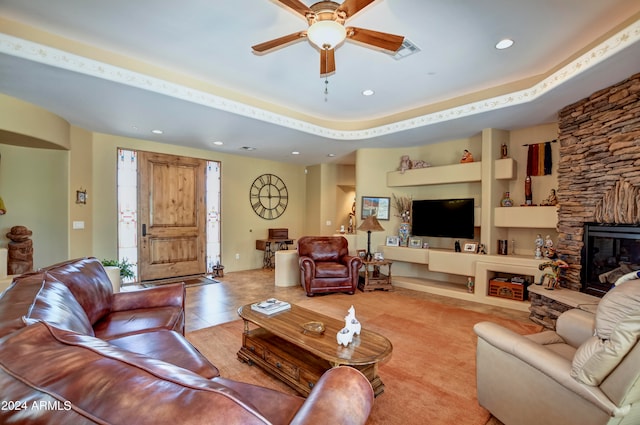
top-left (0, 322), bottom-right (274, 425)
top-left (43, 257), bottom-right (114, 325)
top-left (93, 306), bottom-right (184, 340)
top-left (110, 330), bottom-right (219, 378)
top-left (571, 281), bottom-right (640, 385)
top-left (595, 279), bottom-right (640, 340)
top-left (315, 262), bottom-right (349, 278)
top-left (24, 276), bottom-right (94, 336)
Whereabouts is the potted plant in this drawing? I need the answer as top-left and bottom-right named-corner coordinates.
top-left (101, 258), bottom-right (135, 292)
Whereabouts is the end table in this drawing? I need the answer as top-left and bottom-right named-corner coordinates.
top-left (359, 260), bottom-right (393, 292)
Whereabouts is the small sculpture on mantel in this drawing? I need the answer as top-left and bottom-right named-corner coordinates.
top-left (460, 150), bottom-right (474, 163)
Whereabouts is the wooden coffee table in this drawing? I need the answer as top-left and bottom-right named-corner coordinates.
top-left (237, 303), bottom-right (392, 397)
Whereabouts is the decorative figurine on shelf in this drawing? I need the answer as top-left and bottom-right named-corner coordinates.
top-left (535, 234), bottom-right (544, 259)
top-left (398, 155), bottom-right (411, 173)
top-left (478, 243), bottom-right (487, 254)
top-left (501, 143), bottom-right (508, 159)
top-left (544, 235), bottom-right (554, 257)
top-left (467, 277), bottom-right (475, 293)
top-left (398, 155), bottom-right (431, 173)
top-left (455, 240), bottom-right (461, 252)
top-left (524, 175), bottom-right (534, 205)
top-left (540, 188), bottom-right (558, 206)
top-left (411, 159), bottom-right (430, 169)
top-left (501, 191), bottom-right (513, 207)
top-left (537, 259), bottom-right (569, 290)
top-left (460, 150), bottom-right (474, 163)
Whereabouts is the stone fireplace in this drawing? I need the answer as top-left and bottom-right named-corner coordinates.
top-left (556, 72), bottom-right (640, 295)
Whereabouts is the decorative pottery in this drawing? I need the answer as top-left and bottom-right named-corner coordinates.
top-left (398, 223), bottom-right (410, 247)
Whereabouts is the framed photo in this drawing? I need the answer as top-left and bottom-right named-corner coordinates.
top-left (409, 237), bottom-right (422, 248)
top-left (361, 196), bottom-right (390, 220)
top-left (373, 252), bottom-right (384, 261)
top-left (357, 249), bottom-right (367, 259)
top-left (76, 189), bottom-right (87, 205)
top-left (463, 242), bottom-right (478, 253)
top-left (386, 236), bottom-right (400, 246)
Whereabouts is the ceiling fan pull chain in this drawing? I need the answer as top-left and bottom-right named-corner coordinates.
top-left (324, 49), bottom-right (329, 102)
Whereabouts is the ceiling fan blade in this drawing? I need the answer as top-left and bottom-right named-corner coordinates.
top-left (336, 0), bottom-right (376, 18)
top-left (346, 27), bottom-right (404, 52)
top-left (275, 0), bottom-right (314, 18)
top-left (320, 48), bottom-right (336, 76)
top-left (252, 31), bottom-right (307, 53)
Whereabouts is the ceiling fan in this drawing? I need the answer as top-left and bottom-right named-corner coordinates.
top-left (252, 0), bottom-right (405, 76)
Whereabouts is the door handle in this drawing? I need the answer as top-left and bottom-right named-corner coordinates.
top-left (142, 224), bottom-right (147, 237)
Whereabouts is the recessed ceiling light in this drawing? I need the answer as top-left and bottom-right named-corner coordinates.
top-left (291, 151), bottom-right (300, 155)
top-left (495, 39), bottom-right (514, 50)
top-left (327, 153), bottom-right (336, 157)
top-left (362, 89), bottom-right (375, 96)
top-left (151, 129), bottom-right (163, 134)
top-left (212, 141), bottom-right (223, 146)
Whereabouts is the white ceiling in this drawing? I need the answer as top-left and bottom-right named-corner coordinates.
top-left (0, 0), bottom-right (639, 166)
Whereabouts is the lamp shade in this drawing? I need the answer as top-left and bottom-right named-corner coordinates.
top-left (307, 20), bottom-right (347, 49)
top-left (358, 215), bottom-right (385, 232)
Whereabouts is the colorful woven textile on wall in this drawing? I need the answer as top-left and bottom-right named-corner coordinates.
top-left (526, 141), bottom-right (554, 176)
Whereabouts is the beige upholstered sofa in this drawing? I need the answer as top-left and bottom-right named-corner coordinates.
top-left (474, 271), bottom-right (640, 425)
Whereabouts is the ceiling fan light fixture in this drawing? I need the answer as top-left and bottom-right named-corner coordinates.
top-left (307, 20), bottom-right (346, 50)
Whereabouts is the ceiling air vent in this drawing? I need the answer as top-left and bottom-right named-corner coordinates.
top-left (390, 39), bottom-right (420, 60)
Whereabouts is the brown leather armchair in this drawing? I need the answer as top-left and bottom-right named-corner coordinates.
top-left (298, 236), bottom-right (362, 296)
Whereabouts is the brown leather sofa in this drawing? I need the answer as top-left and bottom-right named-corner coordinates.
top-left (298, 236), bottom-right (362, 296)
top-left (0, 257), bottom-right (374, 424)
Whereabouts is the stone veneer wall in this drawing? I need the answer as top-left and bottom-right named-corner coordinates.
top-left (556, 72), bottom-right (640, 291)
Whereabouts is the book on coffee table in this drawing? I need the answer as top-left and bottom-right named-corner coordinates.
top-left (251, 298), bottom-right (291, 315)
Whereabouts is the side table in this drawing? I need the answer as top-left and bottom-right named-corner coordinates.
top-left (359, 260), bottom-right (393, 292)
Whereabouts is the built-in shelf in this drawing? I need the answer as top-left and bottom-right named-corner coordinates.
top-left (494, 158), bottom-right (516, 180)
top-left (494, 206), bottom-right (558, 228)
top-left (382, 246), bottom-right (429, 264)
top-left (387, 161), bottom-right (482, 187)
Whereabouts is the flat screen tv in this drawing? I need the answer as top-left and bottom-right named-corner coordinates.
top-left (411, 198), bottom-right (475, 239)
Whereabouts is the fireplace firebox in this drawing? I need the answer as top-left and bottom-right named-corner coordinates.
top-left (582, 223), bottom-right (640, 297)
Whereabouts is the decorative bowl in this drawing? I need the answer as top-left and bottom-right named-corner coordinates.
top-left (302, 321), bottom-right (325, 336)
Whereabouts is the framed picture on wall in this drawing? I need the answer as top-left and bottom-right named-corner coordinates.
top-left (361, 196), bottom-right (390, 220)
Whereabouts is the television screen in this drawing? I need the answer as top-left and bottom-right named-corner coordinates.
top-left (411, 198), bottom-right (475, 239)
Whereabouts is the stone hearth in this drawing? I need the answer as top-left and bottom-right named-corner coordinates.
top-left (556, 72), bottom-right (640, 293)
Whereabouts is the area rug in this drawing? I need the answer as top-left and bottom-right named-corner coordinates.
top-left (141, 275), bottom-right (219, 288)
top-left (186, 293), bottom-right (540, 425)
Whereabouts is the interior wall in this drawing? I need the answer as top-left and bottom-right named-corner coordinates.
top-left (0, 143), bottom-right (68, 270)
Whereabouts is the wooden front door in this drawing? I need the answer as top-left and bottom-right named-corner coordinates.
top-left (137, 151), bottom-right (206, 281)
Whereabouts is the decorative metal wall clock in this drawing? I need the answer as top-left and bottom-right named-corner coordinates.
top-left (250, 174), bottom-right (288, 219)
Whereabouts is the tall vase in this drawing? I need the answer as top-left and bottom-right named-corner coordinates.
top-left (398, 222), bottom-right (410, 247)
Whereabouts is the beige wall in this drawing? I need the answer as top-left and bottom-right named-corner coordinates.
top-left (0, 93), bottom-right (559, 275)
top-left (0, 143), bottom-right (68, 270)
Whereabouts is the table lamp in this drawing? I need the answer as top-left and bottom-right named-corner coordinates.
top-left (358, 215), bottom-right (385, 260)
